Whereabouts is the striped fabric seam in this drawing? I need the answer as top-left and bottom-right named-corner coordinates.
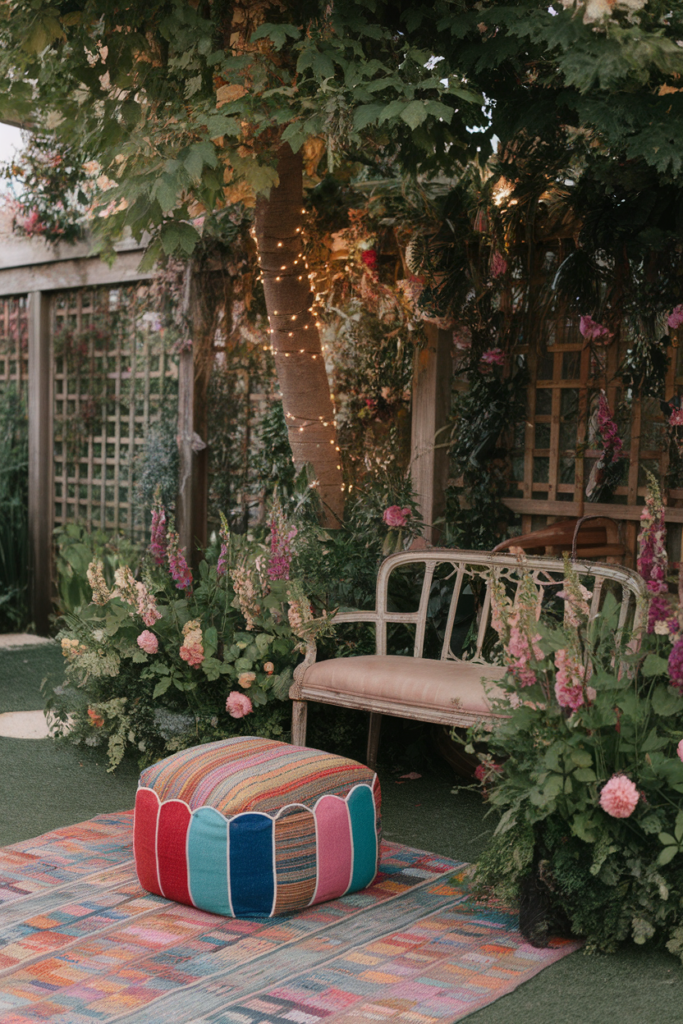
top-left (342, 788), bottom-right (354, 898)
top-left (308, 794), bottom-right (321, 909)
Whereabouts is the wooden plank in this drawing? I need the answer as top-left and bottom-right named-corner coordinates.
top-left (27, 291), bottom-right (53, 634)
top-left (502, 496), bottom-right (683, 523)
top-left (0, 250), bottom-right (152, 297)
top-left (410, 322), bottom-right (451, 543)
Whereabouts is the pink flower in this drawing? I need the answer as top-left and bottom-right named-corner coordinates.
top-left (669, 639), bottom-right (683, 693)
top-left (167, 528), bottom-right (192, 591)
top-left (596, 393), bottom-right (623, 462)
top-left (554, 648), bottom-right (586, 710)
top-left (383, 505), bottom-right (411, 528)
top-left (137, 630), bottom-right (158, 655)
top-left (677, 738), bottom-right (683, 762)
top-left (668, 305), bottom-right (683, 329)
top-left (149, 497), bottom-right (167, 565)
top-left (579, 315), bottom-right (612, 344)
top-left (490, 252), bottom-right (508, 278)
top-left (179, 619), bottom-right (203, 668)
top-left (135, 582), bottom-right (161, 628)
top-left (670, 409), bottom-right (683, 426)
top-left (480, 348), bottom-right (505, 366)
top-left (87, 707), bottom-right (104, 728)
top-left (226, 691), bottom-right (253, 718)
top-left (361, 249), bottom-right (377, 269)
top-left (599, 775), bottom-right (639, 819)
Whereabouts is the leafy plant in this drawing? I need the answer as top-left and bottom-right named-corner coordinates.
top-left (0, 385), bottom-right (28, 631)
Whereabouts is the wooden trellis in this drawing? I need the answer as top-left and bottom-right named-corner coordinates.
top-left (52, 285), bottom-right (177, 540)
top-left (0, 295), bottom-right (28, 395)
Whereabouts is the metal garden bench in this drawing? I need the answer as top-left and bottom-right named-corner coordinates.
top-left (289, 550), bottom-right (647, 768)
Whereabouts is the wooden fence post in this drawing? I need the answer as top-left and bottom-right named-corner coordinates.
top-left (410, 322), bottom-right (452, 544)
top-left (28, 291), bottom-right (53, 634)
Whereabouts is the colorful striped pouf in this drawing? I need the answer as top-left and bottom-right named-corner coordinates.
top-left (133, 736), bottom-right (381, 918)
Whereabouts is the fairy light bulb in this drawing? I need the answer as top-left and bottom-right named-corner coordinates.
top-left (277, 241), bottom-right (283, 247)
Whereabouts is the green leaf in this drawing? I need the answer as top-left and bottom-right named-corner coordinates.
top-left (399, 100), bottom-right (430, 130)
top-left (255, 633), bottom-right (274, 653)
top-left (658, 832), bottom-right (677, 845)
top-left (642, 654), bottom-right (669, 678)
top-left (570, 748), bottom-right (593, 768)
top-left (658, 846), bottom-right (678, 866)
top-left (652, 684), bottom-right (682, 717)
top-left (204, 625), bottom-right (218, 657)
top-left (250, 22), bottom-right (301, 49)
top-left (641, 727), bottom-right (668, 753)
top-left (312, 49), bottom-right (335, 79)
top-left (235, 657), bottom-right (253, 672)
top-left (160, 220), bottom-right (200, 256)
top-left (573, 767), bottom-right (597, 783)
top-left (675, 811), bottom-right (683, 843)
top-left (153, 676), bottom-right (172, 698)
top-left (201, 656), bottom-right (222, 681)
top-left (353, 103), bottom-right (385, 131)
top-left (184, 141), bottom-right (218, 181)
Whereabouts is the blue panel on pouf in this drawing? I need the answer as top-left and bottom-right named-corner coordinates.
top-left (187, 807), bottom-right (231, 916)
top-left (229, 812), bottom-right (274, 917)
top-left (348, 785), bottom-right (377, 893)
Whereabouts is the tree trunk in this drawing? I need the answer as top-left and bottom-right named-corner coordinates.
top-left (254, 144), bottom-right (344, 527)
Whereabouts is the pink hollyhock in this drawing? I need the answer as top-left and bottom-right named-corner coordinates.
top-left (579, 315), bottom-right (612, 344)
top-left (507, 625), bottom-right (542, 687)
top-left (670, 408), bottom-right (683, 426)
top-left (135, 582), bottom-right (161, 628)
top-left (179, 619), bottom-right (203, 668)
top-left (490, 252), bottom-right (508, 278)
top-left (596, 393), bottom-right (623, 462)
top-left (599, 775), bottom-right (639, 819)
top-left (637, 476), bottom-right (669, 630)
top-left (383, 505), bottom-right (411, 528)
top-left (554, 649), bottom-right (586, 711)
top-left (268, 518), bottom-right (297, 581)
top-left (677, 738), bottom-right (683, 762)
top-left (137, 630), bottom-right (158, 655)
top-left (481, 348), bottom-right (505, 366)
top-left (361, 249), bottom-right (378, 269)
top-left (226, 691), bottom-right (253, 718)
top-left (166, 528), bottom-right (193, 591)
top-left (149, 497), bottom-right (167, 565)
top-left (668, 305), bottom-right (683, 329)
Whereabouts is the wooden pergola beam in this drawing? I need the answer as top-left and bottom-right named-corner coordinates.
top-left (410, 322), bottom-right (452, 544)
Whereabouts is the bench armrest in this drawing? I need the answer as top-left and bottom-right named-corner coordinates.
top-left (290, 610), bottom-right (378, 697)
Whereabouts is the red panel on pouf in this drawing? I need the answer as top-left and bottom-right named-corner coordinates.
top-left (156, 799), bottom-right (192, 905)
top-left (133, 788), bottom-right (161, 896)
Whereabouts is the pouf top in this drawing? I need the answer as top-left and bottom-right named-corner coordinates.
top-left (139, 735), bottom-right (376, 817)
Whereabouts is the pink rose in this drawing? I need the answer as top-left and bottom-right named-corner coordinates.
top-left (668, 305), bottom-right (683, 329)
top-left (677, 739), bottom-right (683, 762)
top-left (383, 505), bottom-right (411, 528)
top-left (137, 630), bottom-right (158, 655)
top-left (226, 691), bottom-right (253, 719)
top-left (599, 775), bottom-right (639, 819)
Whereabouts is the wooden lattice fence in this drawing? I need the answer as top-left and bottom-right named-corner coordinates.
top-left (52, 285), bottom-right (178, 540)
top-left (0, 295), bottom-right (28, 396)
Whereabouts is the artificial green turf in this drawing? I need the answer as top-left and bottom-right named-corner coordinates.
top-left (1, 644), bottom-right (681, 1023)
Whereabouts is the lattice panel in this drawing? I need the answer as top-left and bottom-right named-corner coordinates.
top-left (0, 295), bottom-right (28, 396)
top-left (52, 286), bottom-right (178, 540)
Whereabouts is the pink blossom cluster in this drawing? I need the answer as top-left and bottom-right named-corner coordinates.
top-left (137, 630), bottom-right (158, 655)
top-left (179, 619), bottom-right (203, 668)
top-left (554, 648), bottom-right (593, 711)
top-left (490, 252), bottom-right (508, 278)
top-left (579, 315), bottom-right (612, 344)
top-left (86, 558), bottom-right (111, 606)
top-left (599, 774), bottom-right (639, 819)
top-left (226, 691), bottom-right (253, 718)
top-left (596, 393), bottom-right (623, 463)
top-left (480, 348), bottom-right (505, 367)
top-left (361, 248), bottom-right (378, 270)
top-left (668, 305), bottom-right (683, 329)
top-left (507, 618), bottom-right (543, 687)
top-left (149, 498), bottom-right (167, 565)
top-left (670, 407), bottom-right (683, 427)
top-left (268, 506), bottom-right (298, 581)
top-left (135, 582), bottom-right (161, 628)
top-left (217, 512), bottom-right (230, 577)
top-left (383, 505), bottom-right (411, 528)
top-left (166, 528), bottom-right (193, 591)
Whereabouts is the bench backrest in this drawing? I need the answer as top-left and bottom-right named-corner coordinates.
top-left (373, 550), bottom-right (647, 662)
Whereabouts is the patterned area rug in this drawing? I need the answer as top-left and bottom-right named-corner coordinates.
top-left (0, 812), bottom-right (580, 1023)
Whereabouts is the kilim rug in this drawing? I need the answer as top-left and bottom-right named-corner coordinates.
top-left (0, 812), bottom-right (581, 1023)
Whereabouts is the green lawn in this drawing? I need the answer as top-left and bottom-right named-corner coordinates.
top-left (0, 642), bottom-right (680, 1022)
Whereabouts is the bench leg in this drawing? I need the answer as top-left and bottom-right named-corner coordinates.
top-left (291, 700), bottom-right (308, 746)
top-left (366, 712), bottom-right (382, 771)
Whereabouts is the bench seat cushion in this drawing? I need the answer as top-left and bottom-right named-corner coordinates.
top-left (134, 736), bottom-right (381, 918)
top-left (299, 655), bottom-right (508, 724)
